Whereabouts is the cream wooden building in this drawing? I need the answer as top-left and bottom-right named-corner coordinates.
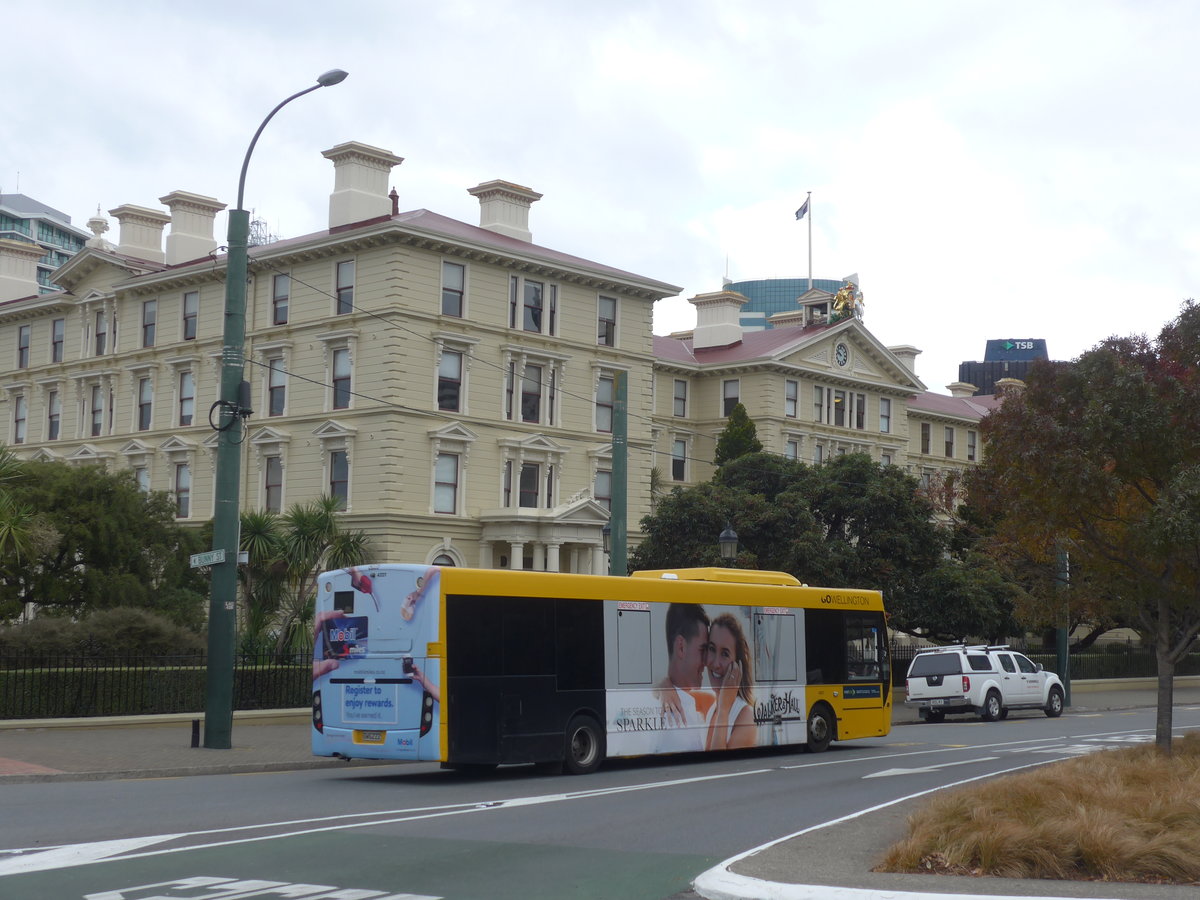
top-left (649, 289), bottom-right (996, 494)
top-left (0, 141), bottom-right (992, 572)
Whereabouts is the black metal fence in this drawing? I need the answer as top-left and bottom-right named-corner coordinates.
top-left (4, 643), bottom-right (1200, 720)
top-left (0, 648), bottom-right (313, 719)
top-left (890, 642), bottom-right (1200, 686)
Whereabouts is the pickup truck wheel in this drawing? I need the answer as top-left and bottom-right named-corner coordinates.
top-left (1045, 685), bottom-right (1065, 718)
top-left (981, 690), bottom-right (1003, 722)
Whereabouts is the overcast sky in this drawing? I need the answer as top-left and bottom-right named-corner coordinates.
top-left (5, 0), bottom-right (1195, 392)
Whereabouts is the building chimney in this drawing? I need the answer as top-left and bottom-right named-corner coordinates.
top-left (946, 381), bottom-right (978, 398)
top-left (993, 377), bottom-right (1026, 398)
top-left (108, 204), bottom-right (171, 262)
top-left (689, 290), bottom-right (747, 350)
top-left (887, 344), bottom-right (921, 375)
top-left (160, 191), bottom-right (226, 264)
top-left (467, 180), bottom-right (542, 242)
top-left (322, 141), bottom-right (405, 228)
top-left (0, 238), bottom-right (43, 301)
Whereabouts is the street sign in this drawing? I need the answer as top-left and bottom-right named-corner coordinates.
top-left (190, 548), bottom-right (226, 568)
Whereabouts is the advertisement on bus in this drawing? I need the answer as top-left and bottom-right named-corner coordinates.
top-left (606, 602), bottom-right (812, 756)
top-left (311, 565), bottom-right (441, 761)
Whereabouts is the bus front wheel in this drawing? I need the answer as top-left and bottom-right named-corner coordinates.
top-left (805, 705), bottom-right (834, 753)
top-left (563, 715), bottom-right (604, 775)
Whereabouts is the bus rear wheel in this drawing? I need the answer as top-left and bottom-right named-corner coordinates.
top-left (563, 715), bottom-right (604, 775)
top-left (805, 705), bottom-right (834, 753)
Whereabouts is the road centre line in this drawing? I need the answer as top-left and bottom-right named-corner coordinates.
top-left (0, 768), bottom-right (775, 876)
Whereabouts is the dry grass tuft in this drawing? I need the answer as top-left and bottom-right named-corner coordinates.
top-left (875, 732), bottom-right (1200, 884)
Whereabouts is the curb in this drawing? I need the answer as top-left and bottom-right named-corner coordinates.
top-left (0, 709), bottom-right (311, 731)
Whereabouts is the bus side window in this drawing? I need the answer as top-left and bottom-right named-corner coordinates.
top-left (503, 598), bottom-right (554, 676)
top-left (557, 598), bottom-right (604, 691)
top-left (754, 612), bottom-right (798, 682)
top-left (616, 607), bottom-right (651, 684)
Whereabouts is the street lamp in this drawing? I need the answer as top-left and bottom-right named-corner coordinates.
top-left (718, 522), bottom-right (738, 563)
top-left (204, 69), bottom-right (348, 750)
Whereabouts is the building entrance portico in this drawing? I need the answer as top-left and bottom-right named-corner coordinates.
top-left (478, 496), bottom-right (610, 573)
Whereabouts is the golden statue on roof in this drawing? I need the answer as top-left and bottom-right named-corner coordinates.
top-left (831, 279), bottom-right (863, 322)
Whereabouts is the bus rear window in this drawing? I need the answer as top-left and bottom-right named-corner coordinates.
top-left (908, 653), bottom-right (962, 677)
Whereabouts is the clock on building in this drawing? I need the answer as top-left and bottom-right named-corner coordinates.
top-left (835, 342), bottom-right (849, 367)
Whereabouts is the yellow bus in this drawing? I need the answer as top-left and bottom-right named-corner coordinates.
top-left (312, 564), bottom-right (890, 774)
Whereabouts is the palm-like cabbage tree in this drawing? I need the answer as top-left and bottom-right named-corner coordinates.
top-left (237, 509), bottom-right (285, 652)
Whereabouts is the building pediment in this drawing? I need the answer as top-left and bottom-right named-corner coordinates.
top-left (250, 426), bottom-right (292, 447)
top-left (797, 287), bottom-right (834, 302)
top-left (51, 246), bottom-right (163, 294)
top-left (120, 439), bottom-right (153, 456)
top-left (781, 320), bottom-right (924, 392)
top-left (497, 433), bottom-right (566, 453)
top-left (68, 443), bottom-right (113, 464)
top-left (312, 419), bottom-right (357, 439)
top-left (159, 436), bottom-right (196, 456)
top-left (428, 422), bottom-right (477, 442)
top-left (551, 494), bottom-right (610, 524)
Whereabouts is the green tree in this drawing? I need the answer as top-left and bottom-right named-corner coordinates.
top-left (714, 403), bottom-right (763, 466)
top-left (1, 461), bottom-right (207, 626)
top-left (631, 451), bottom-right (1016, 639)
top-left (232, 497), bottom-right (371, 656)
top-left (972, 300), bottom-right (1200, 752)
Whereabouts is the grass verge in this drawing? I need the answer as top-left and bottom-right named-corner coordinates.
top-left (874, 732), bottom-right (1200, 884)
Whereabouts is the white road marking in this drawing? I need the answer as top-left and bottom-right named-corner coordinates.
top-left (0, 836), bottom-right (181, 876)
top-left (861, 756), bottom-right (998, 778)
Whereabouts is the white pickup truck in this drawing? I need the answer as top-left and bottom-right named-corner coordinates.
top-left (905, 644), bottom-right (1065, 722)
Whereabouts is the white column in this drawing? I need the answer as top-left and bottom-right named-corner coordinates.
top-left (532, 543), bottom-right (546, 571)
top-left (592, 545), bottom-right (607, 575)
top-left (546, 543), bottom-right (561, 573)
top-left (509, 542), bottom-right (524, 570)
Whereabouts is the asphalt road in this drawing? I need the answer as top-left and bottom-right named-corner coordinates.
top-left (5, 705), bottom-right (1200, 900)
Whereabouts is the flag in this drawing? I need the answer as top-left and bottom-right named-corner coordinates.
top-left (795, 198), bottom-right (810, 220)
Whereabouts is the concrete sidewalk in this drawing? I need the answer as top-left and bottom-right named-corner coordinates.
top-left (0, 709), bottom-right (381, 783)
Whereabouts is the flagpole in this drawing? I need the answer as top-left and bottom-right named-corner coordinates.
top-left (806, 191), bottom-right (813, 291)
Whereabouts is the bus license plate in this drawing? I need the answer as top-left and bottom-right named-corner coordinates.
top-left (355, 730), bottom-right (385, 744)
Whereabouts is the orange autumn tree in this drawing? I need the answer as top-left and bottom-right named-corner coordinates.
top-left (970, 301), bottom-right (1200, 752)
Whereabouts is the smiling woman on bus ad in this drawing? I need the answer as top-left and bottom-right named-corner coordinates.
top-left (705, 612), bottom-right (758, 750)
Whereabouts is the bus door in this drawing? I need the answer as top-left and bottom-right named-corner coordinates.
top-left (803, 608), bottom-right (890, 740)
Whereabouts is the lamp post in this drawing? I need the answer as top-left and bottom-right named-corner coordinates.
top-left (204, 69), bottom-right (348, 750)
top-left (719, 522), bottom-right (738, 564)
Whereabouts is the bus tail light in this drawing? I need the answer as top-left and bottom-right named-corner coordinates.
top-left (312, 691), bottom-right (324, 733)
top-left (420, 691), bottom-right (434, 736)
top-left (962, 676), bottom-right (971, 694)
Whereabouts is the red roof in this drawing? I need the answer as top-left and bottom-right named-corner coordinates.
top-left (653, 324), bottom-right (832, 365)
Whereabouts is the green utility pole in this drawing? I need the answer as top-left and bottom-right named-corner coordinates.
top-left (203, 70), bottom-right (348, 750)
top-left (203, 206), bottom-right (249, 749)
top-left (610, 370), bottom-right (628, 577)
